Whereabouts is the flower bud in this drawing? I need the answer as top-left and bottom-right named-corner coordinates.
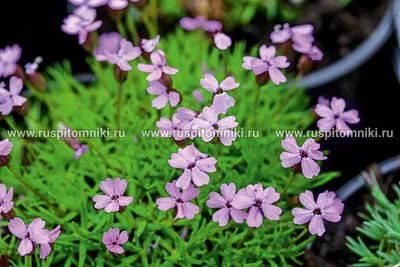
top-left (0, 254), bottom-right (9, 267)
top-left (2, 208), bottom-right (15, 221)
top-left (255, 72), bottom-right (270, 87)
top-left (82, 32), bottom-right (97, 53)
top-left (159, 74), bottom-right (173, 88)
top-left (0, 156), bottom-right (10, 167)
top-left (114, 65), bottom-right (128, 83)
top-left (27, 72), bottom-right (47, 92)
top-left (14, 102), bottom-right (29, 116)
top-left (297, 54), bottom-right (314, 74)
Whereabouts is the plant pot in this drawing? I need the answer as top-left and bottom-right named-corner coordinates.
top-left (393, 0), bottom-right (400, 82)
top-left (299, 0), bottom-right (395, 90)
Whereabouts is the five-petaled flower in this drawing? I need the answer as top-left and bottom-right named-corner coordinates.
top-left (180, 16), bottom-right (222, 32)
top-left (147, 81), bottom-right (180, 109)
top-left (93, 177), bottom-right (134, 213)
top-left (206, 183), bottom-right (247, 226)
top-left (168, 144), bottom-right (217, 189)
top-left (231, 184), bottom-right (282, 228)
top-left (156, 180), bottom-right (200, 220)
top-left (0, 183), bottom-right (14, 215)
top-left (280, 136), bottom-right (327, 179)
top-left (102, 228), bottom-right (129, 254)
top-left (137, 50), bottom-right (178, 81)
top-left (0, 45), bottom-right (22, 78)
top-left (200, 74), bottom-right (239, 114)
top-left (314, 97), bottom-right (360, 133)
top-left (8, 218), bottom-right (50, 256)
top-left (0, 76), bottom-right (27, 116)
top-left (61, 6), bottom-right (103, 45)
top-left (40, 225), bottom-right (61, 259)
top-left (292, 190), bottom-right (344, 236)
top-left (270, 24), bottom-right (315, 54)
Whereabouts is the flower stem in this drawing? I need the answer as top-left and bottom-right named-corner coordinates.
top-left (116, 81), bottom-right (124, 130)
top-left (286, 227), bottom-right (308, 248)
top-left (239, 229), bottom-right (252, 248)
top-left (280, 172), bottom-right (296, 199)
top-left (24, 255), bottom-right (32, 267)
top-left (251, 84), bottom-right (262, 127)
top-left (223, 52), bottom-right (228, 76)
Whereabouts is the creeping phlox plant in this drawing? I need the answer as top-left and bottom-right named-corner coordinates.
top-left (0, 1), bottom-right (360, 266)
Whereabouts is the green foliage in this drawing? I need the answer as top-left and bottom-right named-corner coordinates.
top-left (347, 184), bottom-right (400, 266)
top-left (0, 28), bottom-right (338, 266)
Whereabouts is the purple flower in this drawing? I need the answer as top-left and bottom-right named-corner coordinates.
top-left (25, 57), bottom-right (43, 75)
top-left (58, 123), bottom-right (88, 160)
top-left (180, 16), bottom-right (222, 32)
top-left (147, 81), bottom-right (180, 109)
top-left (315, 97), bottom-right (360, 133)
top-left (193, 89), bottom-right (204, 103)
top-left (231, 184), bottom-right (282, 228)
top-left (213, 32), bottom-right (232, 50)
top-left (318, 96), bottom-right (330, 106)
top-left (244, 45), bottom-right (290, 85)
top-left (137, 50), bottom-right (178, 81)
top-left (0, 183), bottom-right (14, 214)
top-left (93, 177), bottom-right (134, 213)
top-left (175, 107), bottom-right (198, 122)
top-left (0, 139), bottom-right (13, 157)
top-left (40, 225), bottom-right (61, 259)
top-left (292, 190), bottom-right (344, 236)
top-left (200, 74), bottom-right (239, 114)
top-left (0, 45), bottom-right (22, 78)
top-left (206, 183), bottom-right (247, 226)
top-left (61, 6), bottom-right (103, 45)
top-left (156, 180), bottom-right (200, 220)
top-left (68, 0), bottom-right (108, 7)
top-left (280, 136), bottom-right (327, 179)
top-left (270, 24), bottom-right (314, 53)
top-left (296, 44), bottom-right (323, 61)
top-left (0, 76), bottom-right (27, 116)
top-left (95, 32), bottom-right (141, 71)
top-left (192, 106), bottom-right (238, 146)
top-left (156, 115), bottom-right (189, 141)
top-left (8, 218), bottom-right (50, 256)
top-left (140, 35), bottom-right (160, 53)
top-left (102, 228), bottom-right (129, 254)
top-left (168, 144), bottom-right (217, 189)
top-left (108, 0), bottom-right (138, 10)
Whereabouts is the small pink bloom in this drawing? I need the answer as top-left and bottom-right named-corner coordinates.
top-left (280, 136), bottom-right (327, 179)
top-left (206, 183), bottom-right (247, 226)
top-left (315, 97), bottom-right (360, 133)
top-left (147, 81), bottom-right (180, 109)
top-left (140, 35), bottom-right (160, 53)
top-left (40, 225), bottom-right (61, 259)
top-left (213, 32), bottom-right (232, 50)
top-left (69, 0), bottom-right (108, 7)
top-left (292, 190), bottom-right (344, 236)
top-left (58, 123), bottom-right (88, 160)
top-left (61, 6), bottom-right (103, 45)
top-left (0, 45), bottom-right (22, 78)
top-left (200, 74), bottom-right (239, 114)
top-left (102, 228), bottom-right (129, 254)
top-left (193, 89), bottom-right (204, 103)
top-left (25, 57), bottom-right (43, 75)
top-left (156, 180), bottom-right (200, 220)
top-left (0, 76), bottom-right (27, 116)
top-left (231, 184), bottom-right (282, 228)
top-left (270, 24), bottom-right (314, 53)
top-left (0, 139), bottom-right (13, 157)
top-left (156, 115), bottom-right (189, 141)
top-left (192, 106), bottom-right (238, 146)
top-left (93, 177), bottom-right (134, 213)
top-left (180, 16), bottom-right (222, 32)
top-left (8, 218), bottom-right (50, 256)
top-left (248, 45), bottom-right (290, 85)
top-left (0, 183), bottom-right (14, 214)
top-left (137, 50), bottom-right (178, 81)
top-left (168, 144), bottom-right (217, 189)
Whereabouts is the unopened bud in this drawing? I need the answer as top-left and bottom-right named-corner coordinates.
top-left (291, 162), bottom-right (302, 174)
top-left (28, 72), bottom-right (47, 92)
top-left (0, 156), bottom-right (10, 167)
top-left (159, 74), bottom-right (173, 88)
top-left (0, 254), bottom-right (9, 267)
top-left (13, 64), bottom-right (26, 81)
top-left (297, 54), bottom-right (314, 74)
top-left (82, 32), bottom-right (96, 53)
top-left (14, 102), bottom-right (29, 116)
top-left (114, 65), bottom-right (128, 83)
top-left (2, 208), bottom-right (15, 221)
top-left (255, 72), bottom-right (270, 87)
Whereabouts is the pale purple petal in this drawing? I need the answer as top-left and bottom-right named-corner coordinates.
top-left (292, 207), bottom-right (314, 224)
top-left (180, 16), bottom-right (205, 30)
top-left (246, 206), bottom-right (263, 228)
top-left (202, 20), bottom-right (223, 32)
top-left (212, 207), bottom-right (230, 226)
top-left (200, 74), bottom-right (219, 93)
top-left (213, 32), bottom-right (232, 50)
top-left (156, 197), bottom-right (176, 211)
top-left (309, 215), bottom-right (325, 236)
top-left (259, 45), bottom-right (276, 61)
top-left (268, 66), bottom-right (287, 85)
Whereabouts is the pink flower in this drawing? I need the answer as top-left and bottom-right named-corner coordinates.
top-left (192, 106), bottom-right (238, 146)
top-left (137, 50), bottom-right (178, 81)
top-left (147, 81), bottom-right (180, 109)
top-left (58, 123), bottom-right (88, 160)
top-left (0, 45), bottom-right (22, 78)
top-left (0, 183), bottom-right (14, 214)
top-left (175, 107), bottom-right (198, 122)
top-left (8, 218), bottom-right (50, 256)
top-left (200, 74), bottom-right (239, 114)
top-left (25, 57), bottom-right (43, 75)
top-left (168, 144), bottom-right (217, 189)
top-left (40, 225), bottom-right (61, 259)
top-left (156, 180), bottom-right (200, 220)
top-left (206, 183), bottom-right (247, 226)
top-left (296, 44), bottom-right (323, 61)
top-left (68, 0), bottom-right (108, 7)
top-left (193, 89), bottom-right (204, 103)
top-left (180, 16), bottom-right (222, 32)
top-left (244, 45), bottom-right (290, 85)
top-left (0, 76), bottom-right (27, 116)
top-left (93, 177), bottom-right (134, 213)
top-left (280, 136), bottom-right (327, 179)
top-left (318, 96), bottom-right (330, 106)
top-left (140, 35), bottom-right (160, 53)
top-left (102, 228), bottom-right (129, 254)
top-left (270, 24), bottom-right (314, 53)
top-left (0, 139), bottom-right (13, 157)
top-left (61, 6), bottom-right (103, 45)
top-left (292, 190), bottom-right (344, 236)
top-left (108, 0), bottom-right (138, 10)
top-left (231, 184), bottom-right (282, 228)
top-left (213, 32), bottom-right (232, 50)
top-left (315, 97), bottom-right (360, 133)
top-left (95, 32), bottom-right (141, 71)
top-left (156, 115), bottom-right (190, 141)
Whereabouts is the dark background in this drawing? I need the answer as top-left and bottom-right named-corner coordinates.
top-left (1, 0), bottom-right (399, 190)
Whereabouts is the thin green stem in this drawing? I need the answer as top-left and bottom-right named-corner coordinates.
top-left (280, 172), bottom-right (296, 199)
top-left (24, 255), bottom-right (32, 267)
top-left (223, 52), bottom-right (228, 76)
top-left (250, 84), bottom-right (261, 127)
top-left (116, 81), bottom-right (124, 130)
top-left (286, 227), bottom-right (308, 248)
top-left (126, 12), bottom-right (140, 44)
top-left (239, 229), bottom-right (252, 248)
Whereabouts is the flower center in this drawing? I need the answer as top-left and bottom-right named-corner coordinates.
top-left (255, 200), bottom-right (262, 208)
top-left (226, 202), bottom-right (232, 209)
top-left (176, 198), bottom-right (183, 203)
top-left (216, 88), bottom-right (224, 95)
top-left (299, 149), bottom-right (309, 159)
top-left (187, 162), bottom-right (196, 169)
top-left (112, 196), bottom-right (119, 200)
top-left (313, 209), bottom-right (321, 215)
top-left (213, 124), bottom-right (219, 130)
